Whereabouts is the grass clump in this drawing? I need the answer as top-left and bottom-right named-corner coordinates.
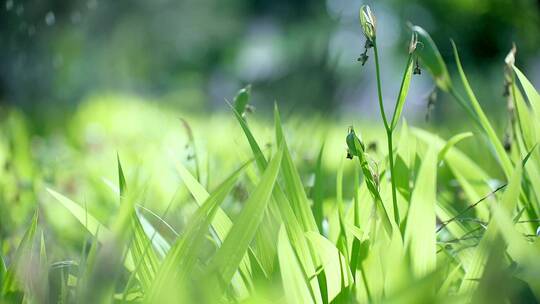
top-left (1, 4), bottom-right (540, 304)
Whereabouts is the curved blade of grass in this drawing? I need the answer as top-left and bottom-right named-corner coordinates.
top-left (232, 102), bottom-right (322, 299)
top-left (411, 25), bottom-right (452, 91)
top-left (390, 54), bottom-right (414, 131)
top-left (1, 211), bottom-right (38, 295)
top-left (230, 103), bottom-right (267, 170)
top-left (490, 198), bottom-right (540, 298)
top-left (203, 146), bottom-right (283, 302)
top-left (404, 147), bottom-right (437, 277)
top-left (274, 105), bottom-right (319, 233)
top-left (312, 143), bottom-right (325, 233)
top-left (459, 163), bottom-right (522, 295)
top-left (437, 132), bottom-right (473, 162)
top-left (0, 255), bottom-right (5, 287)
top-left (175, 158), bottom-right (255, 290)
top-left (412, 128), bottom-right (491, 218)
top-left (510, 78), bottom-right (536, 150)
top-left (451, 40), bottom-right (513, 178)
top-left (514, 66), bottom-right (540, 120)
top-left (47, 189), bottom-right (138, 274)
top-left (278, 226), bottom-right (320, 304)
top-left (117, 156), bottom-right (160, 291)
top-left (147, 165), bottom-right (243, 302)
top-left (306, 232), bottom-right (353, 302)
top-left (47, 189), bottom-right (113, 242)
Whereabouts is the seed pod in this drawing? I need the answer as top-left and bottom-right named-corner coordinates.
top-left (411, 25), bottom-right (452, 92)
top-left (408, 31), bottom-right (418, 54)
top-left (504, 43), bottom-right (517, 69)
top-left (359, 5), bottom-right (376, 42)
top-left (346, 127), bottom-right (365, 159)
top-left (233, 84), bottom-right (252, 116)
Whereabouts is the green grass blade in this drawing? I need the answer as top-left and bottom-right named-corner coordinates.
top-left (510, 77), bottom-right (536, 150)
top-left (411, 25), bottom-right (452, 91)
top-left (117, 153), bottom-right (127, 197)
top-left (347, 127), bottom-right (393, 236)
top-left (274, 105), bottom-right (319, 233)
top-left (459, 163), bottom-right (522, 295)
top-left (514, 66), bottom-right (540, 120)
top-left (306, 232), bottom-right (352, 302)
top-left (175, 159), bottom-right (255, 286)
top-left (451, 40), bottom-right (513, 178)
top-left (1, 210), bottom-right (38, 295)
top-left (278, 226), bottom-right (320, 304)
top-left (147, 165), bottom-right (243, 302)
top-left (47, 189), bottom-right (114, 245)
top-left (203, 146), bottom-right (283, 302)
top-left (390, 54), bottom-right (414, 131)
top-left (312, 143), bottom-right (325, 233)
top-left (231, 105), bottom-right (267, 170)
top-left (117, 155), bottom-right (160, 291)
top-left (232, 101), bottom-right (322, 299)
top-left (437, 132), bottom-right (473, 162)
top-left (404, 147), bottom-right (437, 277)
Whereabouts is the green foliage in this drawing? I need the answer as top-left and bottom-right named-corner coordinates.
top-left (1, 6), bottom-right (540, 304)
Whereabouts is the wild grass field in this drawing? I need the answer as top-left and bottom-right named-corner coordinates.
top-left (1, 5), bottom-right (540, 304)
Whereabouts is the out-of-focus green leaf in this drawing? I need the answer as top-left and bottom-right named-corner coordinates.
top-left (411, 25), bottom-right (452, 91)
top-left (147, 165), bottom-right (243, 302)
top-left (233, 102), bottom-right (322, 301)
top-left (274, 105), bottom-right (319, 233)
top-left (305, 232), bottom-right (353, 302)
top-left (312, 144), bottom-right (325, 233)
top-left (404, 147), bottom-right (437, 277)
top-left (514, 66), bottom-right (540, 121)
top-left (278, 226), bottom-right (320, 304)
top-left (175, 158), bottom-right (254, 292)
top-left (346, 127), bottom-right (393, 236)
top-left (459, 164), bottom-right (522, 295)
top-left (390, 54), bottom-right (414, 131)
top-left (451, 41), bottom-right (513, 178)
top-left (437, 132), bottom-right (473, 162)
top-left (204, 147), bottom-right (283, 302)
top-left (2, 211), bottom-right (38, 295)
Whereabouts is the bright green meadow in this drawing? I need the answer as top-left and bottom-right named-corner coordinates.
top-left (1, 5), bottom-right (540, 304)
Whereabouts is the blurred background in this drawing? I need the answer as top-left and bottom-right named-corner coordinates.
top-left (1, 0), bottom-right (539, 125)
top-left (1, 0), bottom-right (540, 269)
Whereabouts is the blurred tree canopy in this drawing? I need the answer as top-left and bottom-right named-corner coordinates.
top-left (0, 0), bottom-right (539, 117)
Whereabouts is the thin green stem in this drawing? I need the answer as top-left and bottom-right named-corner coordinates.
top-left (372, 40), bottom-right (390, 131)
top-left (448, 88), bottom-right (482, 130)
top-left (386, 129), bottom-right (399, 225)
top-left (372, 40), bottom-right (400, 226)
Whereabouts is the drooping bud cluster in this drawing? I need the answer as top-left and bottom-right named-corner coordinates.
top-left (357, 5), bottom-right (376, 66)
top-left (503, 44), bottom-right (517, 98)
top-left (503, 44), bottom-right (517, 153)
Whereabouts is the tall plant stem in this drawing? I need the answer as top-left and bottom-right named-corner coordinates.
top-left (373, 40), bottom-right (400, 226)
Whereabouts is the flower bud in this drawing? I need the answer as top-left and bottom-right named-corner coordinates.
top-left (346, 126), bottom-right (365, 159)
top-left (359, 5), bottom-right (376, 42)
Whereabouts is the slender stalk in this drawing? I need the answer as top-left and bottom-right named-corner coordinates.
top-left (386, 129), bottom-right (399, 224)
top-left (372, 40), bottom-right (400, 225)
top-left (372, 40), bottom-right (390, 131)
top-left (448, 88), bottom-right (482, 130)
